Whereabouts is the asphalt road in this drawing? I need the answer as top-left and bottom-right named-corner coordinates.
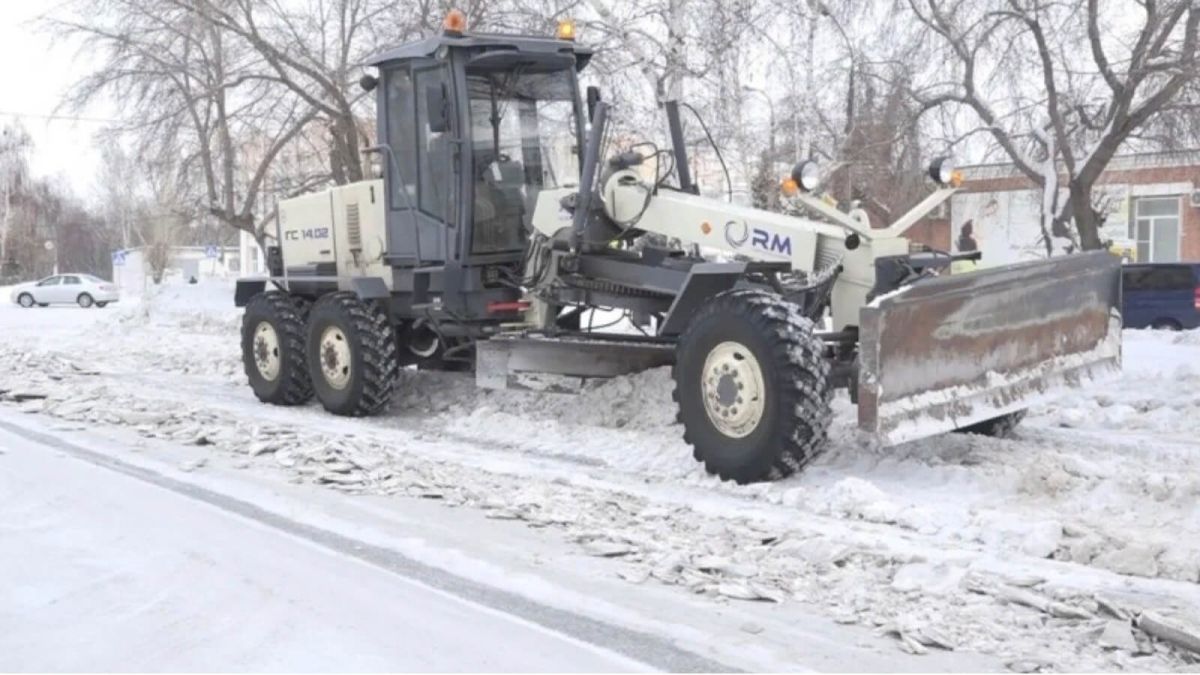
top-left (0, 421), bottom-right (706, 672)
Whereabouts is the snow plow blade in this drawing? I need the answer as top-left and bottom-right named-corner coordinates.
top-left (857, 251), bottom-right (1122, 445)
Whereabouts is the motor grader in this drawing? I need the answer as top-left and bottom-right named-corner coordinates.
top-left (236, 11), bottom-right (1122, 483)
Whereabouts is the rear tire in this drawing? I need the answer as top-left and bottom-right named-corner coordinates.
top-left (955, 410), bottom-right (1025, 438)
top-left (77, 293), bottom-right (94, 308)
top-left (17, 293), bottom-right (33, 308)
top-left (96, 301), bottom-right (109, 308)
top-left (673, 289), bottom-right (833, 484)
top-left (306, 292), bottom-right (399, 416)
top-left (241, 291), bottom-right (313, 405)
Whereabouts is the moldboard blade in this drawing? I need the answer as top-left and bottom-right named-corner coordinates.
top-left (857, 251), bottom-right (1122, 445)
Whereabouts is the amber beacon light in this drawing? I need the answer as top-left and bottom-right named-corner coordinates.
top-left (443, 9), bottom-right (467, 35)
top-left (556, 19), bottom-right (576, 40)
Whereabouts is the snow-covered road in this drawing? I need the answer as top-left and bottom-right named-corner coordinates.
top-left (0, 423), bottom-right (658, 672)
top-left (2, 281), bottom-right (1199, 671)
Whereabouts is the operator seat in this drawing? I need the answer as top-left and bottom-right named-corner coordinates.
top-left (471, 151), bottom-right (527, 253)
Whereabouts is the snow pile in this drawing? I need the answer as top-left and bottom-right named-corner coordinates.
top-left (113, 280), bottom-right (241, 334)
top-left (400, 352), bottom-right (1200, 586)
top-left (1171, 328), bottom-right (1200, 346)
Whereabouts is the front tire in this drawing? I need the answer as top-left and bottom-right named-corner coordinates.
top-left (306, 292), bottom-right (399, 416)
top-left (96, 301), bottom-right (109, 308)
top-left (673, 290), bottom-right (833, 484)
top-left (241, 291), bottom-right (313, 405)
top-left (77, 293), bottom-right (94, 308)
top-left (17, 293), bottom-right (34, 308)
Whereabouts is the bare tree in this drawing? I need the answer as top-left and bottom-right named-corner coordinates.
top-left (180, 0), bottom-right (410, 185)
top-left (0, 123), bottom-right (34, 274)
top-left (51, 0), bottom-right (318, 249)
top-left (905, 0), bottom-right (1200, 250)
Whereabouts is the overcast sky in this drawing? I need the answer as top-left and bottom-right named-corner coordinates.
top-left (1, 1), bottom-right (108, 200)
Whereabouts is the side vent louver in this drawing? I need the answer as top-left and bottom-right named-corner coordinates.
top-left (346, 202), bottom-right (362, 250)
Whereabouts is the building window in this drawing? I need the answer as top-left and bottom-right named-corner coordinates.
top-left (1131, 196), bottom-right (1180, 262)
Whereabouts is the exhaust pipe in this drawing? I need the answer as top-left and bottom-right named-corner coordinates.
top-left (408, 320), bottom-right (441, 359)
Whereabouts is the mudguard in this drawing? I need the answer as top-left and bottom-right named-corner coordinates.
top-left (857, 251), bottom-right (1122, 445)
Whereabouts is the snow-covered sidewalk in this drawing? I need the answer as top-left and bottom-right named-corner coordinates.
top-left (2, 281), bottom-right (1199, 671)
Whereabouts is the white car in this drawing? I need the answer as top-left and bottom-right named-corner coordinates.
top-left (10, 274), bottom-right (120, 308)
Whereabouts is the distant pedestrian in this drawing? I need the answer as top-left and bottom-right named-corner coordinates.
top-left (952, 221), bottom-right (980, 274)
top-left (957, 220), bottom-right (978, 253)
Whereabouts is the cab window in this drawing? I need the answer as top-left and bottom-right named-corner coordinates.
top-left (385, 69), bottom-right (418, 210)
top-left (415, 68), bottom-right (450, 222)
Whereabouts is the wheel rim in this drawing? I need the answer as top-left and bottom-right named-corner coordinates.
top-left (79, 295), bottom-right (92, 307)
top-left (701, 341), bottom-right (766, 438)
top-left (19, 295), bottom-right (32, 307)
top-left (252, 321), bottom-right (282, 381)
top-left (319, 325), bottom-right (352, 390)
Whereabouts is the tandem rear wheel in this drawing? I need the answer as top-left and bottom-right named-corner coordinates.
top-left (305, 292), bottom-right (400, 416)
top-left (241, 291), bottom-right (313, 406)
top-left (673, 289), bottom-right (833, 484)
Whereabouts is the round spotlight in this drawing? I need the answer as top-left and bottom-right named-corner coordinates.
top-left (791, 159), bottom-right (821, 192)
top-left (929, 156), bottom-right (956, 186)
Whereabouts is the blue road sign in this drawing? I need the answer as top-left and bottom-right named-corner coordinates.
top-left (111, 249), bottom-right (127, 266)
top-left (205, 244), bottom-right (220, 259)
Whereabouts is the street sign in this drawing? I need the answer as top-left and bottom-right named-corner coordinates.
top-left (205, 244), bottom-right (220, 259)
top-left (111, 249), bottom-right (127, 266)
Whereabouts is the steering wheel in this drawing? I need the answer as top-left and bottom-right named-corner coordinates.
top-left (479, 153), bottom-right (514, 181)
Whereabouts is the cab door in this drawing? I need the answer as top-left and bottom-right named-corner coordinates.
top-left (381, 64), bottom-right (453, 266)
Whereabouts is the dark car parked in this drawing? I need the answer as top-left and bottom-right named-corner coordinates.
top-left (1122, 263), bottom-right (1200, 330)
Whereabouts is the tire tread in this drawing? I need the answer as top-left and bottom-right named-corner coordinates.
top-left (672, 289), bottom-right (833, 483)
top-left (242, 291), bottom-right (313, 405)
top-left (309, 292), bottom-right (399, 416)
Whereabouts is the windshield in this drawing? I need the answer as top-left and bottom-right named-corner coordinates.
top-left (466, 67), bottom-right (580, 254)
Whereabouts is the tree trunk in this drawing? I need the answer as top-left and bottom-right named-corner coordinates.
top-left (1069, 181), bottom-right (1104, 250)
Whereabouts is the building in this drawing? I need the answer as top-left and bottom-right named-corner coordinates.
top-left (908, 150), bottom-right (1200, 264)
top-left (238, 230), bottom-right (269, 277)
top-left (112, 245), bottom-right (243, 294)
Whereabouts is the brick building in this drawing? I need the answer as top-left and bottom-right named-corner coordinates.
top-left (908, 150), bottom-right (1200, 264)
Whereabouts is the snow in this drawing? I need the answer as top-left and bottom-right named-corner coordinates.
top-left (2, 278), bottom-right (1200, 670)
top-left (0, 425), bottom-right (651, 672)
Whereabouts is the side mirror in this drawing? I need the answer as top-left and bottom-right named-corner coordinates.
top-left (586, 86), bottom-right (602, 123)
top-left (425, 83), bottom-right (450, 133)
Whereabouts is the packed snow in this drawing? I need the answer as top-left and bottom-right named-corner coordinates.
top-left (0, 424), bottom-right (652, 672)
top-left (2, 280), bottom-right (1200, 671)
